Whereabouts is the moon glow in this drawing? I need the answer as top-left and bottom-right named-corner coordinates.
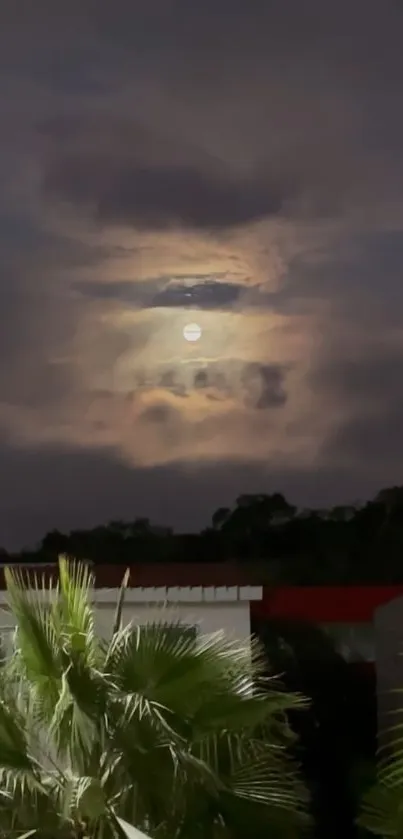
top-left (183, 323), bottom-right (202, 342)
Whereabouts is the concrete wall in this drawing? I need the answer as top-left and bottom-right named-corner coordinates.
top-left (98, 601), bottom-right (252, 640)
top-left (0, 585), bottom-right (261, 652)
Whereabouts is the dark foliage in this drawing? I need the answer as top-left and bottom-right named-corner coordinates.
top-left (253, 618), bottom-right (377, 839)
top-left (4, 486), bottom-right (403, 583)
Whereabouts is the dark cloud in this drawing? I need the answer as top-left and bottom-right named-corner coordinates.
top-left (151, 280), bottom-right (244, 309)
top-left (60, 0), bottom-right (403, 218)
top-left (191, 365), bottom-right (231, 401)
top-left (39, 112), bottom-right (294, 233)
top-left (73, 277), bottom-right (248, 311)
top-left (313, 352), bottom-right (403, 406)
top-left (72, 279), bottom-right (152, 307)
top-left (0, 221), bottom-right (89, 411)
top-left (242, 363), bottom-right (288, 410)
top-left (134, 360), bottom-right (289, 411)
top-left (158, 370), bottom-right (188, 399)
top-left (193, 370), bottom-right (209, 390)
top-left (43, 152), bottom-right (289, 232)
top-left (69, 226), bottom-right (403, 331)
top-left (315, 349), bottom-right (403, 473)
top-left (183, 361), bottom-right (288, 410)
top-left (326, 411), bottom-right (403, 473)
top-left (140, 403), bottom-right (179, 425)
top-left (158, 370), bottom-right (178, 391)
top-left (30, 0), bottom-right (401, 104)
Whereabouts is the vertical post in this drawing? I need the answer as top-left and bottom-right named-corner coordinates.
top-left (375, 596), bottom-right (403, 748)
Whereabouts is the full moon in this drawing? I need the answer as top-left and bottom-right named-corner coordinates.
top-left (183, 322), bottom-right (202, 342)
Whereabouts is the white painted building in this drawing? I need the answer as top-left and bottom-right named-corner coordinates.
top-left (0, 563), bottom-right (262, 648)
top-left (95, 584), bottom-right (262, 640)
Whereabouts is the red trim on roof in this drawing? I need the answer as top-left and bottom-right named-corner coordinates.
top-left (2, 563), bottom-right (403, 624)
top-left (0, 563), bottom-right (256, 589)
top-left (251, 586), bottom-right (403, 623)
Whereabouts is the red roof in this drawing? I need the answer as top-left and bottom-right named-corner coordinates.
top-left (2, 563), bottom-right (403, 623)
top-left (251, 586), bottom-right (403, 623)
top-left (0, 563), bottom-right (256, 589)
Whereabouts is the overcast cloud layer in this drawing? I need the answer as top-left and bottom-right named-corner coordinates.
top-left (0, 0), bottom-right (403, 546)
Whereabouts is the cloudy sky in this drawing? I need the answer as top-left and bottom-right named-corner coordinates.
top-left (1, 0), bottom-right (403, 546)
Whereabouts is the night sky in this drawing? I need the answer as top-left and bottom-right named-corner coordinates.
top-left (1, 0), bottom-right (403, 546)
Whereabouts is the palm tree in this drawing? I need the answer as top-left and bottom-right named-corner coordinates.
top-left (358, 704), bottom-right (403, 836)
top-left (0, 558), bottom-right (309, 839)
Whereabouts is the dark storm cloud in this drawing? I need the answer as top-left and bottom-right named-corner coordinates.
top-left (72, 0), bottom-right (403, 211)
top-left (314, 349), bottom-right (403, 472)
top-left (71, 0), bottom-right (403, 98)
top-left (32, 1), bottom-right (403, 240)
top-left (326, 410), bottom-right (403, 471)
top-left (259, 230), bottom-right (403, 329)
top-left (0, 217), bottom-right (105, 411)
top-left (298, 228), bottom-right (403, 483)
top-left (43, 152), bottom-right (289, 232)
top-left (313, 352), bottom-right (403, 405)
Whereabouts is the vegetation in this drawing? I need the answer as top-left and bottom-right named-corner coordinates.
top-left (0, 558), bottom-right (309, 839)
top-left (254, 619), bottom-right (377, 839)
top-left (5, 485), bottom-right (403, 584)
top-left (358, 698), bottom-right (403, 838)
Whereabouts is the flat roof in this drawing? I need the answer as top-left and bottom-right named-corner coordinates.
top-left (0, 562), bottom-right (256, 589)
top-left (2, 564), bottom-right (402, 622)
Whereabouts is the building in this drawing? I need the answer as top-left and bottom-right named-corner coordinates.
top-left (251, 586), bottom-right (403, 663)
top-left (0, 563), bottom-right (262, 646)
top-left (1, 564), bottom-right (403, 715)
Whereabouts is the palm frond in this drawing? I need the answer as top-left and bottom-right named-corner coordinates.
top-left (0, 691), bottom-right (35, 774)
top-left (4, 567), bottom-right (61, 691)
top-left (0, 561), bottom-right (309, 839)
top-left (358, 782), bottom-right (402, 837)
top-left (359, 694), bottom-right (403, 836)
top-left (57, 556), bottom-right (99, 664)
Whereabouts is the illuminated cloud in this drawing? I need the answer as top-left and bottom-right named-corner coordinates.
top-left (0, 0), bottom-right (403, 543)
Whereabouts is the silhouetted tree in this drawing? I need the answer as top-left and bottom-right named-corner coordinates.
top-left (253, 618), bottom-right (376, 839)
top-left (7, 483), bottom-right (403, 583)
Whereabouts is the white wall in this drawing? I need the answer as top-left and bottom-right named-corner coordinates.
top-left (0, 591), bottom-right (255, 652)
top-left (96, 601), bottom-right (252, 641)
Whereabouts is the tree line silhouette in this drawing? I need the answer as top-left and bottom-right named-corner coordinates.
top-left (5, 484), bottom-right (403, 583)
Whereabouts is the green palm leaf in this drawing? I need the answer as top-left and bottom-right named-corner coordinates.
top-left (0, 558), bottom-right (309, 839)
top-left (359, 695), bottom-right (403, 836)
